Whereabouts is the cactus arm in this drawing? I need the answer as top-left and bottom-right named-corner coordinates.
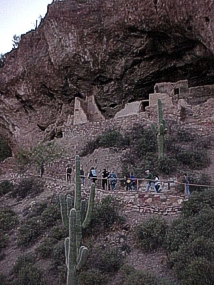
top-left (74, 155), bottom-right (81, 211)
top-left (150, 123), bottom-right (157, 136)
top-left (66, 194), bottom-right (73, 214)
top-left (65, 237), bottom-right (69, 267)
top-left (59, 194), bottom-right (69, 229)
top-left (82, 183), bottom-right (95, 229)
top-left (80, 200), bottom-right (86, 223)
top-left (158, 99), bottom-right (163, 124)
top-left (157, 99), bottom-right (167, 159)
top-left (67, 208), bottom-right (78, 285)
top-left (76, 246), bottom-right (88, 270)
top-left (76, 210), bottom-right (82, 254)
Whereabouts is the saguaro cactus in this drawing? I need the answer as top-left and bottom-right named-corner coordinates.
top-left (157, 99), bottom-right (167, 159)
top-left (59, 155), bottom-right (95, 285)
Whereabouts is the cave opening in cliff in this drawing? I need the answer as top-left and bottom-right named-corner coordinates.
top-left (0, 135), bottom-right (12, 161)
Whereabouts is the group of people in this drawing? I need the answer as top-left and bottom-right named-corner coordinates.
top-left (66, 165), bottom-right (190, 197)
top-left (145, 169), bottom-right (162, 193)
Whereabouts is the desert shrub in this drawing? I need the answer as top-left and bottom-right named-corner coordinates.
top-left (35, 238), bottom-right (57, 258)
top-left (0, 230), bottom-right (8, 249)
top-left (0, 207), bottom-right (18, 232)
top-left (78, 269), bottom-right (105, 285)
top-left (134, 217), bottom-right (168, 252)
top-left (11, 177), bottom-right (44, 199)
top-left (49, 225), bottom-right (68, 240)
top-left (80, 139), bottom-right (100, 156)
top-left (17, 217), bottom-right (44, 247)
top-left (98, 130), bottom-right (127, 148)
top-left (87, 246), bottom-right (124, 273)
top-left (28, 201), bottom-right (48, 218)
top-left (40, 204), bottom-right (61, 228)
top-left (12, 263), bottom-right (45, 285)
top-left (115, 265), bottom-right (174, 285)
top-left (169, 236), bottom-right (214, 272)
top-left (164, 217), bottom-right (192, 253)
top-left (181, 189), bottom-right (214, 217)
top-left (0, 274), bottom-right (9, 285)
top-left (176, 149), bottom-right (210, 169)
top-left (0, 135), bottom-right (12, 161)
top-left (50, 240), bottom-right (66, 270)
top-left (49, 240), bottom-right (67, 283)
top-left (177, 258), bottom-right (214, 285)
top-left (189, 208), bottom-right (214, 240)
top-left (80, 130), bottom-right (129, 156)
top-left (0, 180), bottom-right (14, 196)
top-left (17, 203), bottom-right (60, 247)
top-left (188, 173), bottom-right (212, 192)
top-left (84, 196), bottom-right (125, 236)
top-left (157, 156), bottom-right (177, 175)
top-left (11, 253), bottom-right (35, 275)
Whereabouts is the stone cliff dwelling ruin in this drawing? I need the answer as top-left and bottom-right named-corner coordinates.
top-left (73, 79), bottom-right (214, 124)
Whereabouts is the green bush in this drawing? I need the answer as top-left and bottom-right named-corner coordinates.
top-left (12, 264), bottom-right (45, 285)
top-left (87, 246), bottom-right (124, 273)
top-left (158, 156), bottom-right (177, 175)
top-left (35, 238), bottom-right (57, 258)
top-left (0, 207), bottom-right (18, 232)
top-left (134, 217), bottom-right (168, 252)
top-left (188, 173), bottom-right (212, 192)
top-left (17, 204), bottom-right (60, 247)
top-left (181, 189), bottom-right (214, 217)
top-left (115, 265), bottom-right (174, 285)
top-left (0, 273), bottom-right (9, 285)
top-left (40, 204), bottom-right (61, 228)
top-left (50, 240), bottom-right (66, 270)
top-left (176, 150), bottom-right (210, 169)
top-left (17, 217), bottom-right (44, 247)
top-left (179, 258), bottom-right (214, 285)
top-left (80, 130), bottom-right (129, 156)
top-left (84, 196), bottom-right (125, 236)
top-left (11, 177), bottom-right (44, 199)
top-left (78, 269), bottom-right (105, 285)
top-left (0, 180), bottom-right (14, 196)
top-left (49, 225), bottom-right (68, 240)
top-left (164, 217), bottom-right (192, 253)
top-left (168, 237), bottom-right (214, 274)
top-left (0, 230), bottom-right (8, 250)
top-left (0, 135), bottom-right (12, 161)
top-left (11, 253), bottom-right (35, 275)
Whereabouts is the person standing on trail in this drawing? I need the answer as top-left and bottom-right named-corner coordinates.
top-left (102, 168), bottom-right (109, 190)
top-left (145, 169), bottom-right (156, 192)
top-left (108, 170), bottom-right (117, 191)
top-left (66, 165), bottom-right (72, 183)
top-left (184, 173), bottom-right (190, 197)
top-left (80, 166), bottom-right (85, 186)
top-left (88, 167), bottom-right (97, 184)
top-left (154, 174), bottom-right (161, 193)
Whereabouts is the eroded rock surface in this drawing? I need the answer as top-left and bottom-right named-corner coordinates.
top-left (1, 0), bottom-right (214, 149)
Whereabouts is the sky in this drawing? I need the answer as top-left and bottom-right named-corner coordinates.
top-left (0, 0), bottom-right (53, 54)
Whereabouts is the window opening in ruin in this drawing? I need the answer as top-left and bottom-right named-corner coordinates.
top-left (140, 101), bottom-right (149, 112)
top-left (174, 88), bottom-right (180, 95)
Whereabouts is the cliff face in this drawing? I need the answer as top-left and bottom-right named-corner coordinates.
top-left (1, 0), bottom-right (214, 150)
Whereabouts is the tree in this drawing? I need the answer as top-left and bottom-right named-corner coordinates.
top-left (15, 142), bottom-right (64, 176)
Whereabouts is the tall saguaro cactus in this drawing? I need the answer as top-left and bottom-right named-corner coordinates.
top-left (157, 99), bottom-right (167, 159)
top-left (59, 155), bottom-right (95, 285)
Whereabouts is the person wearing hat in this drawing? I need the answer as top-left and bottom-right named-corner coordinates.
top-left (145, 169), bottom-right (156, 192)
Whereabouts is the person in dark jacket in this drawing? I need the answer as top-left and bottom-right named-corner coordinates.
top-left (102, 169), bottom-right (109, 190)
